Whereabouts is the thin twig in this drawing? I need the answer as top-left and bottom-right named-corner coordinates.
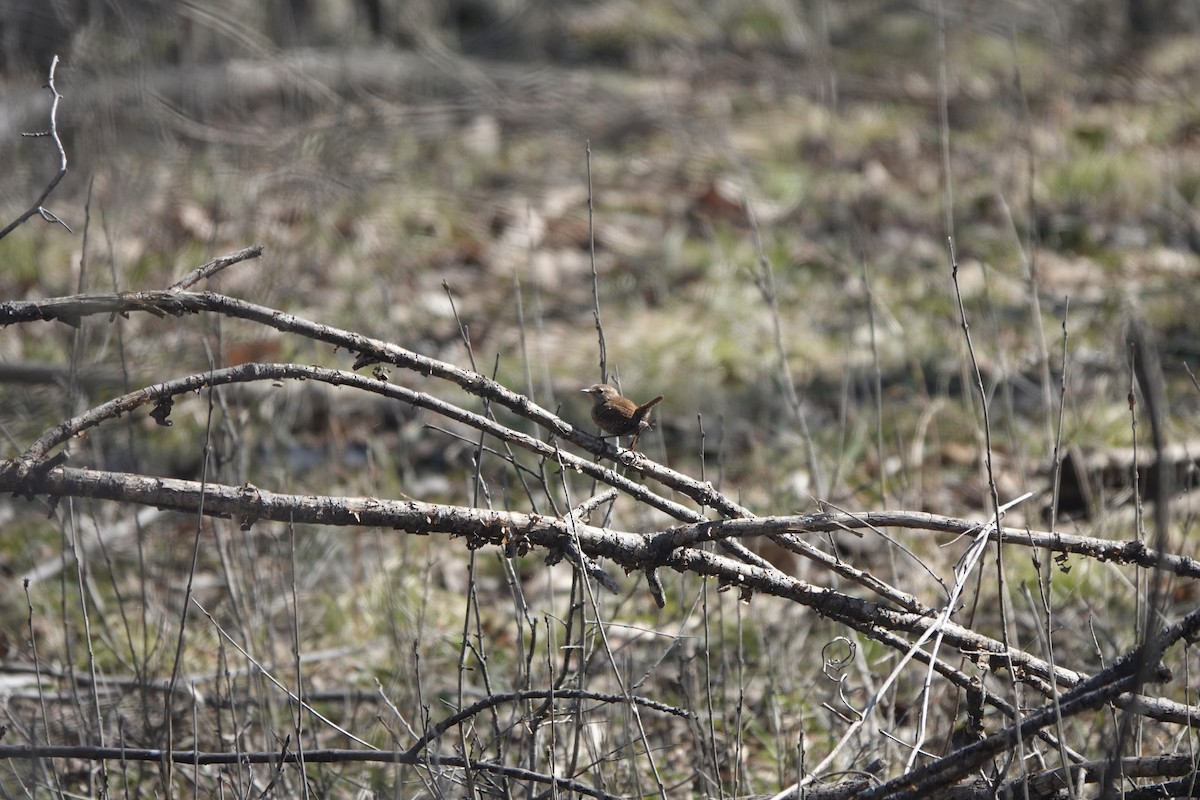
top-left (167, 246), bottom-right (264, 291)
top-left (0, 56), bottom-right (71, 239)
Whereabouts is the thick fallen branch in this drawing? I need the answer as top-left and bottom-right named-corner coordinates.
top-left (8, 460), bottom-right (1200, 732)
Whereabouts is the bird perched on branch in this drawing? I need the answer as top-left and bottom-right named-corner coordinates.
top-left (581, 383), bottom-right (663, 449)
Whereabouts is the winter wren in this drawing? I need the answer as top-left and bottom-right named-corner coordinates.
top-left (581, 384), bottom-right (664, 442)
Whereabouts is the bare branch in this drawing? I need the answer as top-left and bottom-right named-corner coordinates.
top-left (0, 56), bottom-right (70, 239)
top-left (0, 744), bottom-right (621, 799)
top-left (167, 245), bottom-right (265, 290)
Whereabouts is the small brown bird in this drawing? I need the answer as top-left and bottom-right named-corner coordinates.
top-left (581, 384), bottom-right (664, 447)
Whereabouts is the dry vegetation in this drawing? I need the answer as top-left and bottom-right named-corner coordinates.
top-left (2, 1), bottom-right (1200, 797)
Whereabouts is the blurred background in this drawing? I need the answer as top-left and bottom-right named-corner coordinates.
top-left (2, 2), bottom-right (1199, 508)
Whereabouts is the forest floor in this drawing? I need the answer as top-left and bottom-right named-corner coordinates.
top-left (2, 3), bottom-right (1200, 795)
